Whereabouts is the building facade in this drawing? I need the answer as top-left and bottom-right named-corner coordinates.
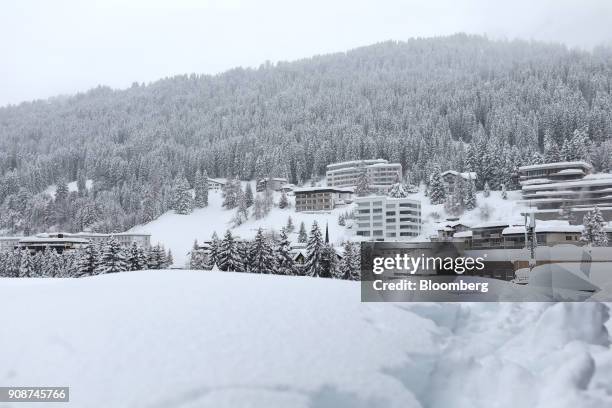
top-left (518, 161), bottom-right (612, 220)
top-left (294, 187), bottom-right (353, 212)
top-left (256, 177), bottom-right (288, 192)
top-left (355, 196), bottom-right (422, 240)
top-left (326, 159), bottom-right (402, 192)
top-left (207, 178), bottom-right (226, 191)
top-left (441, 170), bottom-right (477, 193)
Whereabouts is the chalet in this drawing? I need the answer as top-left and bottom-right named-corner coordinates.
top-left (441, 170), bottom-right (477, 193)
top-left (256, 177), bottom-right (288, 192)
top-left (207, 178), bottom-right (226, 192)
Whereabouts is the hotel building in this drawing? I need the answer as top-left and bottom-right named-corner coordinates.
top-left (326, 159), bottom-right (402, 192)
top-left (355, 196), bottom-right (422, 240)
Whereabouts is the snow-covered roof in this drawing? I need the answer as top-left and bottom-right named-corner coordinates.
top-left (471, 221), bottom-right (517, 229)
top-left (294, 186), bottom-right (353, 194)
top-left (441, 170), bottom-right (476, 180)
top-left (368, 162), bottom-right (401, 168)
top-left (556, 169), bottom-right (585, 175)
top-left (502, 224), bottom-right (584, 235)
top-left (207, 178), bottom-right (226, 185)
top-left (326, 159), bottom-right (387, 170)
top-left (521, 176), bottom-right (612, 191)
top-left (19, 237), bottom-right (90, 244)
top-left (453, 231), bottom-right (473, 238)
top-left (518, 161), bottom-right (593, 172)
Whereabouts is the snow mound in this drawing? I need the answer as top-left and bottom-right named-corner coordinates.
top-left (1, 272), bottom-right (612, 408)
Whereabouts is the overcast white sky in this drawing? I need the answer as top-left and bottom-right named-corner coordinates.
top-left (1, 0), bottom-right (612, 107)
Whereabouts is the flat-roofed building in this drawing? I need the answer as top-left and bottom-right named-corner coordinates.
top-left (354, 196), bottom-right (421, 241)
top-left (518, 161), bottom-right (612, 220)
top-left (294, 187), bottom-right (353, 212)
top-left (326, 159), bottom-right (402, 192)
top-left (207, 178), bottom-right (226, 192)
top-left (0, 237), bottom-right (21, 251)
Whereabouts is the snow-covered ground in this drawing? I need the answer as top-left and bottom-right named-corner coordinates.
top-left (0, 271), bottom-right (611, 408)
top-left (128, 186), bottom-right (355, 267)
top-left (44, 179), bottom-right (93, 198)
top-left (128, 181), bottom-right (527, 268)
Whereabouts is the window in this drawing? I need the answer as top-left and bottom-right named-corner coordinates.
top-left (386, 211), bottom-right (396, 216)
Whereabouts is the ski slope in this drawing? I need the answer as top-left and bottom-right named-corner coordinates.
top-left (0, 271), bottom-right (611, 408)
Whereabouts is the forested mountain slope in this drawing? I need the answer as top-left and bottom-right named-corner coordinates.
top-left (1, 34), bottom-right (612, 234)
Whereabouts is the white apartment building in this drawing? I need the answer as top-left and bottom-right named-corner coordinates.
top-left (326, 159), bottom-right (402, 192)
top-left (354, 196), bottom-right (422, 240)
top-left (294, 187), bottom-right (353, 212)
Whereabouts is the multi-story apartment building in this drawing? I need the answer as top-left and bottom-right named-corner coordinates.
top-left (326, 159), bottom-right (402, 192)
top-left (441, 170), bottom-right (477, 193)
top-left (354, 196), bottom-right (421, 240)
top-left (294, 187), bottom-right (353, 212)
top-left (518, 161), bottom-right (612, 220)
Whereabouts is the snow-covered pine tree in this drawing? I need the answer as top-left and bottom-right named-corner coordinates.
top-left (165, 249), bottom-right (173, 268)
top-left (483, 181), bottom-right (491, 197)
top-left (173, 176), bottom-right (193, 215)
top-left (194, 169), bottom-right (208, 208)
top-left (298, 221), bottom-right (307, 243)
top-left (244, 183), bottom-right (254, 207)
top-left (189, 240), bottom-right (206, 269)
top-left (76, 244), bottom-right (98, 276)
top-left (388, 182), bottom-right (409, 198)
top-left (559, 202), bottom-right (576, 224)
top-left (285, 216), bottom-right (295, 233)
top-left (218, 230), bottom-right (243, 272)
top-left (222, 177), bottom-right (240, 209)
top-left (95, 237), bottom-right (128, 273)
top-left (249, 228), bottom-right (275, 274)
top-left (501, 183), bottom-right (508, 200)
top-left (126, 242), bottom-right (144, 271)
top-left (338, 214), bottom-right (346, 226)
top-left (338, 241), bottom-right (360, 280)
top-left (233, 187), bottom-right (249, 226)
top-left (581, 207), bottom-right (609, 246)
top-left (278, 191), bottom-right (289, 209)
top-left (304, 221), bottom-right (324, 277)
top-left (355, 170), bottom-right (371, 197)
top-left (238, 241), bottom-right (251, 272)
top-left (19, 249), bottom-right (35, 278)
top-left (429, 167), bottom-right (446, 205)
top-left (252, 194), bottom-right (266, 219)
top-left (208, 232), bottom-right (220, 268)
top-left (465, 178), bottom-right (477, 210)
top-left (276, 229), bottom-right (297, 275)
top-left (321, 243), bottom-right (337, 278)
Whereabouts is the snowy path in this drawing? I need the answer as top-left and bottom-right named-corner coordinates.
top-left (0, 271), bottom-right (611, 408)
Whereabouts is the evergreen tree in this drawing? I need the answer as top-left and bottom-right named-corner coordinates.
top-left (581, 207), bottom-right (608, 246)
top-left (465, 178), bottom-right (477, 210)
top-left (165, 249), bottom-right (173, 268)
top-left (304, 221), bottom-right (324, 277)
top-left (218, 230), bottom-right (243, 272)
top-left (245, 183), bottom-right (254, 207)
top-left (355, 170), bottom-right (371, 197)
top-left (321, 243), bottom-right (337, 278)
top-left (388, 182), bottom-right (409, 198)
top-left (277, 229), bottom-right (297, 275)
top-left (233, 188), bottom-right (249, 226)
top-left (338, 214), bottom-right (346, 226)
top-left (285, 216), bottom-right (295, 233)
top-left (76, 244), bottom-right (98, 276)
top-left (501, 184), bottom-right (508, 200)
top-left (126, 242), bottom-right (146, 271)
top-left (189, 240), bottom-right (207, 270)
top-left (249, 228), bottom-right (275, 274)
top-left (95, 238), bottom-right (128, 273)
top-left (483, 181), bottom-right (491, 197)
top-left (298, 221), bottom-right (308, 243)
top-left (222, 177), bottom-right (240, 209)
top-left (278, 191), bottom-right (290, 209)
top-left (173, 176), bottom-right (193, 214)
top-left (19, 250), bottom-right (35, 278)
top-left (429, 167), bottom-right (446, 205)
top-left (194, 169), bottom-right (209, 208)
top-left (338, 241), bottom-right (360, 280)
top-left (208, 232), bottom-right (220, 268)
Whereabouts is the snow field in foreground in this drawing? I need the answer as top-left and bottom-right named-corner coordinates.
top-left (1, 271), bottom-right (612, 408)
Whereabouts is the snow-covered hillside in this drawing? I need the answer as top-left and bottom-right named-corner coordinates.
top-left (128, 185), bottom-right (355, 267)
top-left (0, 271), bottom-right (611, 408)
top-left (128, 181), bottom-right (527, 267)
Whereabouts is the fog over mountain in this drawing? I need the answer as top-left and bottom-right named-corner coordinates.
top-left (1, 34), bottom-right (611, 234)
